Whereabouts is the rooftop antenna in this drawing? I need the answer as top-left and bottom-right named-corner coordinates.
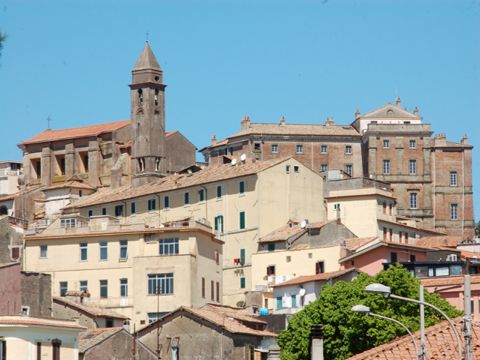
top-left (47, 116), bottom-right (52, 130)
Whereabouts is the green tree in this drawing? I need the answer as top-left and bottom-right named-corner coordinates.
top-left (277, 265), bottom-right (462, 360)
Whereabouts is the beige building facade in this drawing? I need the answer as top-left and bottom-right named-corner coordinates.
top-left (0, 316), bottom-right (85, 360)
top-left (37, 157), bottom-right (325, 306)
top-left (24, 217), bottom-right (223, 329)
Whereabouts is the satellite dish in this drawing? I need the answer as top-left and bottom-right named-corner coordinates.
top-left (231, 158), bottom-right (237, 166)
top-left (240, 154), bottom-right (247, 162)
top-left (300, 220), bottom-right (307, 228)
top-left (299, 288), bottom-right (306, 297)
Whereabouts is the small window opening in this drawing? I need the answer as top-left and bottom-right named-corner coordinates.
top-left (138, 89), bottom-right (143, 104)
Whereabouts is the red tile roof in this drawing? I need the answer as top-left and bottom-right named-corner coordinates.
top-left (348, 318), bottom-right (478, 359)
top-left (66, 157), bottom-right (293, 209)
top-left (272, 269), bottom-right (357, 288)
top-left (0, 315), bottom-right (86, 330)
top-left (420, 275), bottom-right (480, 287)
top-left (20, 120), bottom-right (131, 145)
top-left (79, 327), bottom-right (124, 353)
top-left (53, 296), bottom-right (129, 319)
top-left (137, 304), bottom-right (277, 338)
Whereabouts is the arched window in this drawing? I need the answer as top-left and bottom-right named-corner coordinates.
top-left (138, 89), bottom-right (143, 104)
top-left (155, 157), bottom-right (160, 171)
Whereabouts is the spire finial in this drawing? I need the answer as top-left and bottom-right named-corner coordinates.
top-left (47, 116), bottom-right (52, 130)
top-left (146, 32), bottom-right (149, 43)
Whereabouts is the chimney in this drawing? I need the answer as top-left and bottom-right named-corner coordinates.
top-left (435, 133), bottom-right (447, 146)
top-left (395, 97), bottom-right (401, 108)
top-left (354, 109), bottom-right (361, 119)
top-left (211, 135), bottom-right (217, 146)
top-left (324, 117), bottom-right (335, 126)
top-left (461, 134), bottom-right (468, 145)
top-left (240, 115), bottom-right (251, 130)
top-left (310, 324), bottom-right (324, 360)
top-left (279, 116), bottom-right (286, 125)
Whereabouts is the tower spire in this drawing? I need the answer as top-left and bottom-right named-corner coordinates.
top-left (129, 43), bottom-right (167, 187)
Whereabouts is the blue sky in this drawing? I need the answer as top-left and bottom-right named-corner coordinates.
top-left (0, 0), bottom-right (479, 217)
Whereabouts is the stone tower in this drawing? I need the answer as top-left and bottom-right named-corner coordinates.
top-left (129, 42), bottom-right (167, 187)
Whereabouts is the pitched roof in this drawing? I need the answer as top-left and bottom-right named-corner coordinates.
top-left (43, 180), bottom-right (95, 191)
top-left (420, 275), bottom-right (480, 287)
top-left (53, 296), bottom-right (129, 320)
top-left (0, 315), bottom-right (86, 330)
top-left (232, 123), bottom-right (360, 137)
top-left (20, 120), bottom-right (131, 146)
top-left (348, 318), bottom-right (478, 359)
top-left (272, 269), bottom-right (357, 288)
top-left (79, 327), bottom-right (124, 353)
top-left (358, 102), bottom-right (420, 120)
top-left (133, 42), bottom-right (161, 70)
top-left (415, 235), bottom-right (462, 248)
top-left (137, 304), bottom-right (277, 338)
top-left (66, 157), bottom-right (293, 209)
top-left (258, 220), bottom-right (335, 244)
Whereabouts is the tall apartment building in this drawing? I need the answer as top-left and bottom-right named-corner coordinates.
top-left (24, 217), bottom-right (223, 329)
top-left (25, 157), bottom-right (325, 309)
top-left (202, 98), bottom-right (474, 239)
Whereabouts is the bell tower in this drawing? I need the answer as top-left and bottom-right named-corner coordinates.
top-left (129, 42), bottom-right (166, 187)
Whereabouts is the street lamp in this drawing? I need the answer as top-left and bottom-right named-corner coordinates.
top-left (365, 283), bottom-right (462, 360)
top-left (351, 305), bottom-right (419, 360)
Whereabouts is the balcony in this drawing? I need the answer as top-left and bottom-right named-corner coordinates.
top-left (29, 215), bottom-right (213, 237)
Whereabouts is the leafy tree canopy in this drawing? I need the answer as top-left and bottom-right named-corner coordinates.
top-left (278, 265), bottom-right (462, 360)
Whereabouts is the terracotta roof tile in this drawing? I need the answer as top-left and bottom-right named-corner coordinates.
top-left (231, 123), bottom-right (360, 138)
top-left (415, 236), bottom-right (462, 248)
top-left (272, 269), bottom-right (357, 288)
top-left (20, 120), bottom-right (131, 145)
top-left (43, 180), bottom-right (95, 191)
top-left (138, 304), bottom-right (276, 338)
top-left (420, 275), bottom-right (480, 287)
top-left (348, 318), bottom-right (476, 359)
top-left (53, 296), bottom-right (129, 319)
top-left (79, 327), bottom-right (124, 353)
top-left (344, 237), bottom-right (377, 251)
top-left (0, 315), bottom-right (86, 330)
top-left (66, 157), bottom-right (293, 209)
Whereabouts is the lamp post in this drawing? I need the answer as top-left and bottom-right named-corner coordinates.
top-left (365, 283), bottom-right (462, 360)
top-left (351, 305), bottom-right (419, 360)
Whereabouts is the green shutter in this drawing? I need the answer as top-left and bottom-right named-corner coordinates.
top-left (239, 211), bottom-right (245, 230)
top-left (240, 277), bottom-right (246, 289)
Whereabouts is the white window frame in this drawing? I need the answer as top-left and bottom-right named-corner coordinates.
top-left (383, 160), bottom-right (390, 175)
top-left (450, 171), bottom-right (457, 186)
top-left (409, 139), bottom-right (417, 149)
top-left (450, 203), bottom-right (458, 220)
top-left (295, 144), bottom-right (303, 154)
top-left (345, 145), bottom-right (352, 154)
top-left (271, 144), bottom-right (278, 153)
top-left (383, 139), bottom-right (390, 148)
top-left (409, 192), bottom-right (418, 209)
top-left (409, 160), bottom-right (417, 175)
top-left (320, 145), bottom-right (327, 153)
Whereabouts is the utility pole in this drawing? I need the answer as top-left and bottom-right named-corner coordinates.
top-left (419, 284), bottom-right (426, 360)
top-left (464, 275), bottom-right (473, 360)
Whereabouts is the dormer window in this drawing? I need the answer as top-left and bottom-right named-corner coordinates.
top-left (138, 89), bottom-right (143, 104)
